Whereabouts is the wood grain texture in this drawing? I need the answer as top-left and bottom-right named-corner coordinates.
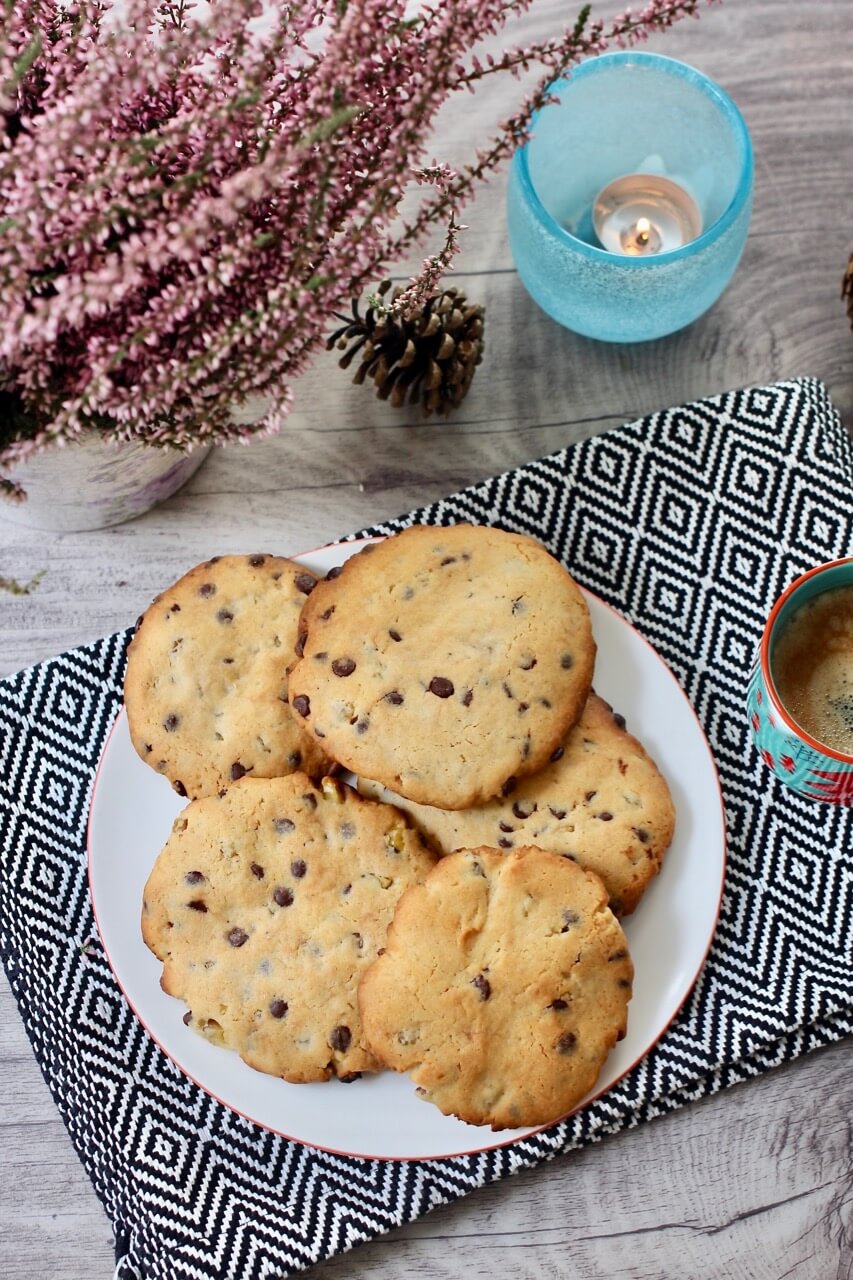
top-left (1, 2), bottom-right (852, 1277)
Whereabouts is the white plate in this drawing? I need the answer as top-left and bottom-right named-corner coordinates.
top-left (88, 539), bottom-right (726, 1160)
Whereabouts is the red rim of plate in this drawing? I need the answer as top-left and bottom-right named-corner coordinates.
top-left (87, 535), bottom-right (728, 1162)
top-left (759, 555), bottom-right (853, 765)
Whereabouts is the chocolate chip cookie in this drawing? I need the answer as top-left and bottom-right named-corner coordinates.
top-left (125, 554), bottom-right (331, 799)
top-left (287, 525), bottom-right (595, 809)
top-left (359, 693), bottom-right (674, 915)
top-left (359, 846), bottom-right (633, 1129)
top-left (142, 773), bottom-right (437, 1083)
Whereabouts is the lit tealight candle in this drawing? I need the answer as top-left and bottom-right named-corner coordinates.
top-left (593, 174), bottom-right (702, 256)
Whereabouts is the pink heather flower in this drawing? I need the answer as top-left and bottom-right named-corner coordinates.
top-left (0, 0), bottom-right (717, 479)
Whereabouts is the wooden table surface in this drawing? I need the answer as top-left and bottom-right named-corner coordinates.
top-left (1, 2), bottom-right (851, 1277)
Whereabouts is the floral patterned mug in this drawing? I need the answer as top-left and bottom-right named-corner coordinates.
top-left (747, 557), bottom-right (853, 804)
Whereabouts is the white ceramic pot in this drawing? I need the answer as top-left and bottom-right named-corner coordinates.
top-left (0, 433), bottom-right (212, 532)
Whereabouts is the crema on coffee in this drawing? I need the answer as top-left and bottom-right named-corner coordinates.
top-left (771, 584), bottom-right (853, 757)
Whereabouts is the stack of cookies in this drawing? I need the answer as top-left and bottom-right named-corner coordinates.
top-left (127, 525), bottom-right (674, 1131)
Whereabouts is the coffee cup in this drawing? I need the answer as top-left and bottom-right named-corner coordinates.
top-left (747, 557), bottom-right (853, 804)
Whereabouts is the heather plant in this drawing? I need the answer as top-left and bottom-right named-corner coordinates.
top-left (0, 0), bottom-right (714, 498)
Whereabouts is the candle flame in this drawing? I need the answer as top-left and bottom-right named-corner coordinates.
top-left (636, 217), bottom-right (651, 235)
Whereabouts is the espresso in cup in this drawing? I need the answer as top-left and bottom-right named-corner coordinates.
top-left (771, 584), bottom-right (853, 756)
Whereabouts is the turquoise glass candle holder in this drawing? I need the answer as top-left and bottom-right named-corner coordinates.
top-left (506, 53), bottom-right (754, 342)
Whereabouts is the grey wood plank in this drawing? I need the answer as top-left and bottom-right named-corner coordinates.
top-left (1, 2), bottom-right (852, 1278)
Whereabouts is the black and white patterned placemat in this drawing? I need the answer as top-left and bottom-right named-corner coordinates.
top-left (1, 377), bottom-right (851, 1280)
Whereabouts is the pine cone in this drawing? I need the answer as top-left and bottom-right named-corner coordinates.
top-left (843, 252), bottom-right (853, 329)
top-left (327, 281), bottom-right (485, 416)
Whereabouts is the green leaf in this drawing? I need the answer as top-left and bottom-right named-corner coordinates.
top-left (572, 4), bottom-right (592, 41)
top-left (10, 33), bottom-right (41, 86)
top-left (301, 104), bottom-right (360, 147)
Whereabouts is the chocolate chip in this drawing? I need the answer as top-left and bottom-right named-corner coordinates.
top-left (291, 859), bottom-right (307, 878)
top-left (471, 973), bottom-right (491, 1000)
top-left (332, 657), bottom-right (356, 677)
top-left (338, 1072), bottom-right (362, 1084)
top-left (597, 811), bottom-right (614, 822)
top-left (429, 676), bottom-right (454, 698)
top-left (356, 720), bottom-right (369, 734)
top-left (292, 695), bottom-right (310, 718)
top-left (295, 573), bottom-right (316, 595)
top-left (270, 1000), bottom-right (288, 1019)
top-left (185, 870), bottom-right (205, 884)
top-left (502, 681), bottom-right (514, 699)
top-left (198, 582), bottom-right (216, 597)
top-left (613, 712), bottom-right (627, 730)
top-left (511, 597), bottom-right (525, 614)
top-left (462, 689), bottom-right (473, 707)
top-left (549, 806), bottom-right (567, 820)
top-left (314, 651), bottom-right (327, 661)
top-left (549, 998), bottom-right (569, 1011)
top-left (173, 780), bottom-right (187, 797)
top-left (182, 1010), bottom-right (192, 1025)
top-left (561, 909), bottom-right (580, 932)
top-left (187, 899), bottom-right (207, 912)
top-left (223, 657), bottom-right (235, 664)
top-left (329, 1025), bottom-right (351, 1052)
top-left (618, 978), bottom-right (632, 989)
top-left (302, 792), bottom-right (317, 810)
top-left (274, 886), bottom-right (294, 907)
top-left (556, 1031), bottom-right (577, 1054)
top-left (144, 743), bottom-right (153, 754)
top-left (502, 776), bottom-right (518, 796)
top-left (287, 750), bottom-right (302, 768)
top-left (227, 927), bottom-right (248, 947)
top-left (440, 556), bottom-right (456, 566)
top-left (250, 862), bottom-right (265, 879)
top-left (498, 837), bottom-right (513, 849)
top-left (388, 628), bottom-right (402, 642)
top-left (249, 554), bottom-right (266, 567)
top-left (585, 790), bottom-right (597, 802)
top-left (634, 826), bottom-right (650, 844)
top-left (498, 821), bottom-right (515, 833)
top-left (560, 654), bottom-right (574, 670)
top-left (342, 883), bottom-right (351, 895)
top-left (609, 949), bottom-right (628, 962)
top-left (231, 761), bottom-right (249, 781)
top-left (325, 565), bottom-right (342, 580)
top-left (208, 556), bottom-right (221, 565)
top-left (519, 655), bottom-right (537, 670)
top-left (170, 603), bottom-right (181, 613)
top-left (518, 702), bottom-right (529, 713)
top-left (275, 817), bottom-right (295, 834)
top-left (217, 609), bottom-right (234, 623)
top-left (512, 800), bottom-right (536, 820)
